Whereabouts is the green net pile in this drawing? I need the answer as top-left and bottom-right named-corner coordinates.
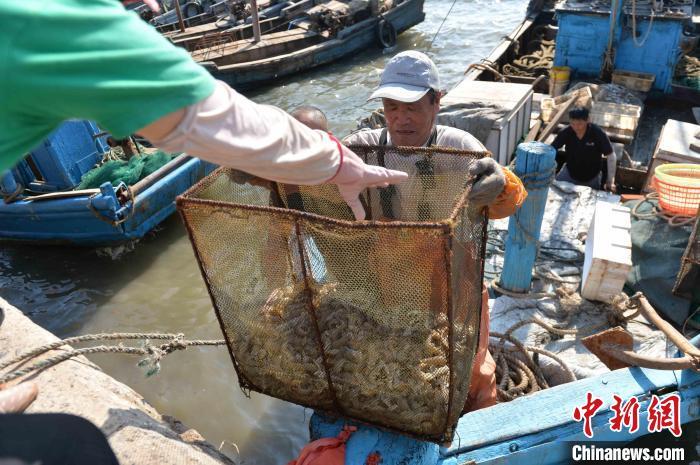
top-left (78, 151), bottom-right (177, 189)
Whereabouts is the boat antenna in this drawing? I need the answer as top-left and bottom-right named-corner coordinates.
top-left (428, 0), bottom-right (458, 51)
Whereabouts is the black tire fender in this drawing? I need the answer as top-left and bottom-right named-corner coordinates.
top-left (376, 18), bottom-right (397, 48)
top-left (183, 1), bottom-right (204, 18)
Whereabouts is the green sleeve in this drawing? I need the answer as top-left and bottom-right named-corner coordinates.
top-left (0, 0), bottom-right (215, 171)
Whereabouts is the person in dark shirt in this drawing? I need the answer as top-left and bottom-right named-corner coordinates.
top-left (551, 107), bottom-right (617, 192)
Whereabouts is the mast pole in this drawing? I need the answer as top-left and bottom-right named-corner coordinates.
top-left (250, 0), bottom-right (262, 43)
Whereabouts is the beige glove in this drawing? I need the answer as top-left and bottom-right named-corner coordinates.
top-left (328, 139), bottom-right (407, 219)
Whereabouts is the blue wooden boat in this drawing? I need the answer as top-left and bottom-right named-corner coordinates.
top-left (0, 121), bottom-right (214, 246)
top-left (311, 362), bottom-right (700, 464)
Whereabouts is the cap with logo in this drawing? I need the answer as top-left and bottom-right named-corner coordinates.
top-left (369, 51), bottom-right (441, 103)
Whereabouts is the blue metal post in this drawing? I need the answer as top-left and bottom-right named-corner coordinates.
top-left (499, 142), bottom-right (556, 293)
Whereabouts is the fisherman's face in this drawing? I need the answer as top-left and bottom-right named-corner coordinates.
top-left (383, 92), bottom-right (440, 147)
top-left (570, 118), bottom-right (588, 137)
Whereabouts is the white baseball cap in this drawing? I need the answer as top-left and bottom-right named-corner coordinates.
top-left (369, 51), bottom-right (441, 103)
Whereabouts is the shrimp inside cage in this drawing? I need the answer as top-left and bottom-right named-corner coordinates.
top-left (177, 145), bottom-right (489, 443)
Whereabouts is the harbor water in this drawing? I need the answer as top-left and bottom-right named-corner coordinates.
top-left (0, 1), bottom-right (529, 463)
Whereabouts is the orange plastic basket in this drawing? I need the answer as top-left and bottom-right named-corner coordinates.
top-left (652, 164), bottom-right (700, 216)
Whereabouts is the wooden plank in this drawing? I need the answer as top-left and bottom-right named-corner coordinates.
top-left (524, 120), bottom-right (542, 143)
top-left (537, 96), bottom-right (575, 143)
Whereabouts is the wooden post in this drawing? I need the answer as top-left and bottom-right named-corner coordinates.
top-left (250, 0), bottom-right (262, 43)
top-left (174, 0), bottom-right (186, 33)
top-left (499, 141), bottom-right (556, 293)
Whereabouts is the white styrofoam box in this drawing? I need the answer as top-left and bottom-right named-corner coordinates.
top-left (590, 101), bottom-right (642, 134)
top-left (442, 81), bottom-right (534, 166)
top-left (581, 201), bottom-right (633, 303)
top-left (655, 119), bottom-right (700, 162)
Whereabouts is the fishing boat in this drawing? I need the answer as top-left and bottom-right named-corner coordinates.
top-left (0, 121), bottom-right (215, 246)
top-left (187, 0), bottom-right (425, 89)
top-left (150, 0), bottom-right (231, 32)
top-left (162, 0), bottom-right (309, 51)
top-left (302, 1), bottom-right (700, 463)
top-left (461, 0), bottom-right (700, 188)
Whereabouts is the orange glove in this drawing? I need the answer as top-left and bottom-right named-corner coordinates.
top-left (487, 168), bottom-right (527, 220)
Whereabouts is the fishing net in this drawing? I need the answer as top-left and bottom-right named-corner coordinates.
top-left (674, 214), bottom-right (700, 300)
top-left (78, 151), bottom-right (176, 189)
top-left (177, 145), bottom-right (489, 442)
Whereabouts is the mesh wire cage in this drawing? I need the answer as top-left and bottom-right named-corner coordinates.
top-left (176, 145), bottom-right (489, 442)
top-left (673, 214), bottom-right (700, 300)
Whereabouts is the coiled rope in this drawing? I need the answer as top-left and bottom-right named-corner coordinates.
top-left (630, 192), bottom-right (697, 227)
top-left (489, 289), bottom-right (642, 401)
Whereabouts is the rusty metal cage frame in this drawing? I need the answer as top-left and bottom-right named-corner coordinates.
top-left (176, 146), bottom-right (490, 442)
top-left (673, 213), bottom-right (700, 299)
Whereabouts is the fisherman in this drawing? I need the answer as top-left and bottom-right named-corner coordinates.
top-left (291, 106), bottom-right (330, 132)
top-left (551, 107), bottom-right (617, 192)
top-left (0, 0), bottom-right (408, 221)
top-left (343, 50), bottom-right (528, 412)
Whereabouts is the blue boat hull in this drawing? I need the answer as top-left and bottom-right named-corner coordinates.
top-left (310, 364), bottom-right (700, 464)
top-left (0, 157), bottom-right (215, 246)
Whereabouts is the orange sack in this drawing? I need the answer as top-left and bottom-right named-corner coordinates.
top-left (287, 426), bottom-right (357, 465)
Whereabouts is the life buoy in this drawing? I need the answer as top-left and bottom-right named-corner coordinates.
top-left (183, 1), bottom-right (204, 18)
top-left (376, 18), bottom-right (397, 48)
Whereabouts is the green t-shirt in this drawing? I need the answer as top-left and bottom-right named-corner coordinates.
top-left (0, 0), bottom-right (215, 172)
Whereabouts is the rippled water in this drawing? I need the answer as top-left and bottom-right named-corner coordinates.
top-left (0, 1), bottom-right (528, 463)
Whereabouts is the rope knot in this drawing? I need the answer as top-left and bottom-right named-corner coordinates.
top-left (160, 334), bottom-right (187, 354)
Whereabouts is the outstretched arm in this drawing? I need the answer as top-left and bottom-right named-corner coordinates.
top-left (142, 81), bottom-right (407, 219)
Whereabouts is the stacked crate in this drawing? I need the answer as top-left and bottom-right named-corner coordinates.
top-left (589, 101), bottom-right (642, 141)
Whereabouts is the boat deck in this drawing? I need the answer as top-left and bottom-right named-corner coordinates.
top-left (190, 29), bottom-right (321, 63)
